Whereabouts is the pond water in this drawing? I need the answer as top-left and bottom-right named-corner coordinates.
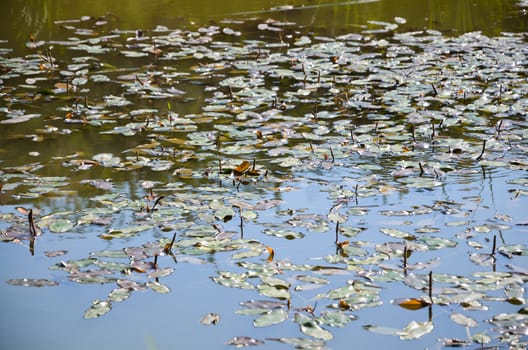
top-left (1, 1), bottom-right (527, 349)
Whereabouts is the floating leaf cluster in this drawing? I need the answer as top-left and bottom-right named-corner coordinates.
top-left (1, 12), bottom-right (527, 350)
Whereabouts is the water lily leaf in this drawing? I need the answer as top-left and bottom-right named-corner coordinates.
top-left (83, 300), bottom-right (111, 319)
top-left (0, 113), bottom-right (41, 124)
top-left (214, 206), bottom-right (236, 222)
top-left (317, 311), bottom-right (355, 327)
top-left (147, 267), bottom-right (174, 279)
top-left (101, 224), bottom-right (154, 239)
top-left (233, 160), bottom-right (251, 175)
top-left (232, 249), bottom-right (264, 260)
top-left (328, 212), bottom-right (347, 224)
top-left (472, 333), bottom-right (492, 344)
top-left (104, 95), bottom-right (131, 107)
top-left (469, 253), bottom-right (496, 266)
top-left (90, 250), bottom-right (128, 259)
top-left (70, 270), bottom-right (116, 284)
top-left (440, 338), bottom-right (471, 347)
top-left (294, 312), bottom-right (333, 340)
top-left (108, 288), bottom-right (131, 302)
top-left (50, 257), bottom-right (96, 270)
top-left (257, 284), bottom-right (290, 299)
top-left (173, 168), bottom-right (193, 178)
top-left (397, 320), bottom-right (434, 340)
top-left (263, 229), bottom-right (304, 240)
top-left (296, 275), bottom-right (329, 285)
top-left (7, 278), bottom-right (59, 287)
top-left (49, 219), bottom-right (74, 233)
top-left (213, 272), bottom-right (254, 290)
top-left (268, 337), bottom-right (326, 348)
top-left (450, 312), bottom-right (477, 327)
top-left (116, 279), bottom-right (147, 291)
top-left (94, 260), bottom-right (128, 271)
top-left (504, 283), bottom-right (525, 304)
top-left (394, 298), bottom-right (431, 310)
top-left (227, 336), bottom-right (264, 347)
top-left (200, 312), bottom-right (220, 325)
top-left (44, 250), bottom-right (68, 257)
top-left (241, 210), bottom-right (258, 221)
top-left (363, 324), bottom-right (400, 336)
top-left (239, 300), bottom-right (284, 310)
top-left (120, 50), bottom-right (149, 57)
top-left (177, 256), bottom-right (207, 264)
top-left (380, 227), bottom-right (415, 240)
top-left (499, 244), bottom-right (528, 258)
top-left (407, 257), bottom-right (440, 271)
top-left (253, 308), bottom-right (288, 327)
top-left (92, 152), bottom-right (122, 166)
top-left (147, 281), bottom-right (171, 293)
top-left (403, 273), bottom-right (430, 290)
top-left (417, 236), bottom-right (457, 250)
top-left (260, 276), bottom-right (290, 289)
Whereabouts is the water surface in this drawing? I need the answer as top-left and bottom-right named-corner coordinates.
top-left (1, 1), bottom-right (527, 349)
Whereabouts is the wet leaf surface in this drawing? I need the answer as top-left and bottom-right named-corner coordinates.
top-left (294, 312), bottom-right (333, 340)
top-left (200, 312), bottom-right (220, 326)
top-left (83, 300), bottom-right (111, 319)
top-left (253, 308), bottom-right (288, 327)
top-left (227, 336), bottom-right (264, 348)
top-left (6, 278), bottom-right (59, 287)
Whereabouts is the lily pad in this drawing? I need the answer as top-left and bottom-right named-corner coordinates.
top-left (294, 312), bottom-right (333, 340)
top-left (49, 219), bottom-right (75, 233)
top-left (253, 308), bottom-right (288, 327)
top-left (83, 300), bottom-right (111, 319)
top-left (6, 278), bottom-right (59, 287)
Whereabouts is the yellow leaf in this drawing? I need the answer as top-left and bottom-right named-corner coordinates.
top-left (336, 240), bottom-right (349, 249)
top-left (338, 299), bottom-right (350, 310)
top-left (266, 246), bottom-right (275, 262)
top-left (233, 160), bottom-right (251, 175)
top-left (395, 298), bottom-right (430, 310)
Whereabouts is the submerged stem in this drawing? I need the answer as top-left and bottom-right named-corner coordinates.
top-left (403, 245), bottom-right (408, 275)
top-left (491, 235), bottom-right (496, 256)
top-left (164, 232), bottom-right (176, 253)
top-left (151, 196), bottom-right (164, 212)
top-left (476, 139), bottom-right (487, 161)
top-left (28, 209), bottom-right (37, 237)
top-left (429, 271), bottom-right (433, 304)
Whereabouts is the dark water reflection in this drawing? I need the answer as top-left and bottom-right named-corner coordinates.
top-left (2, 0), bottom-right (527, 50)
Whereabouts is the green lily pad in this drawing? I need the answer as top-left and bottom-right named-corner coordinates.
top-left (147, 281), bottom-right (171, 294)
top-left (263, 229), bottom-right (304, 240)
top-left (49, 219), bottom-right (75, 233)
top-left (200, 313), bottom-right (220, 326)
top-left (6, 278), bottom-right (59, 287)
top-left (253, 308), bottom-right (288, 327)
top-left (257, 284), bottom-right (290, 299)
top-left (83, 300), bottom-right (111, 319)
top-left (450, 312), bottom-right (477, 327)
top-left (294, 313), bottom-right (333, 340)
top-left (397, 320), bottom-right (434, 340)
top-left (213, 272), bottom-right (254, 290)
top-left (108, 288), bottom-right (131, 302)
top-left (317, 311), bottom-right (355, 327)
